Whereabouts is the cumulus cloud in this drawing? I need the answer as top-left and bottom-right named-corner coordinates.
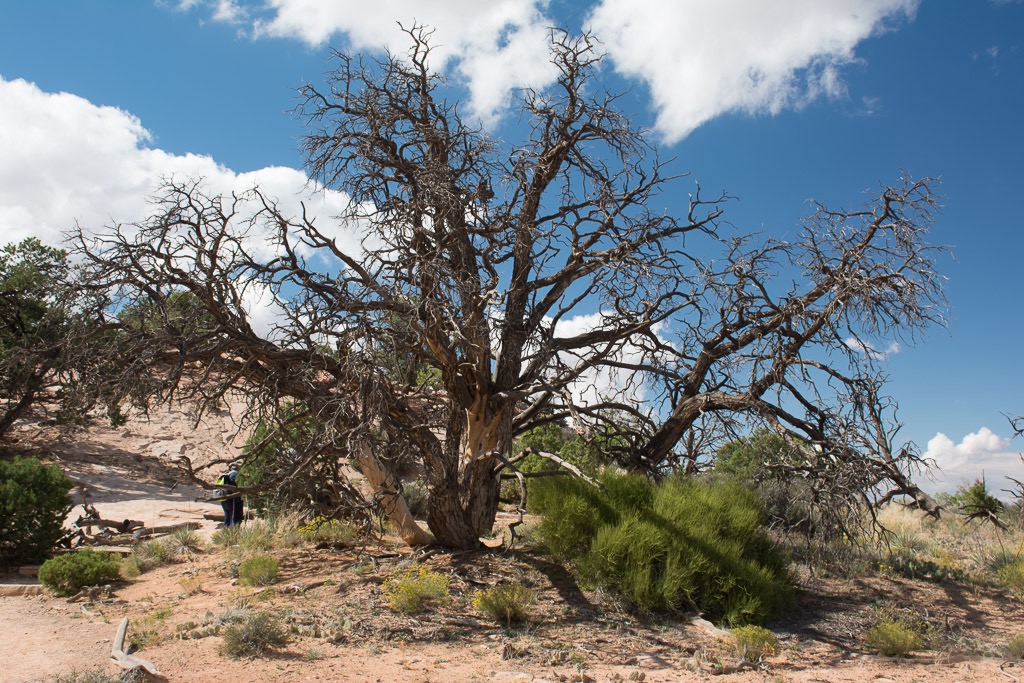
top-left (0, 76), bottom-right (361, 334)
top-left (586, 0), bottom-right (919, 142)
top-left (178, 0), bottom-right (920, 140)
top-left (923, 427), bottom-right (1021, 498)
top-left (194, 0), bottom-right (558, 125)
top-left (0, 76), bottom-right (355, 250)
top-left (553, 312), bottom-right (658, 411)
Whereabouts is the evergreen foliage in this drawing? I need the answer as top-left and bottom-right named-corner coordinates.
top-left (240, 403), bottom-right (335, 517)
top-left (473, 584), bottom-right (537, 624)
top-left (38, 548), bottom-right (121, 596)
top-left (237, 554), bottom-right (280, 586)
top-left (220, 611), bottom-right (290, 658)
top-left (530, 471), bottom-right (793, 624)
top-left (0, 456), bottom-right (73, 564)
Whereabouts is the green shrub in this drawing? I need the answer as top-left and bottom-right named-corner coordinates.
top-left (132, 538), bottom-right (171, 572)
top-left (165, 528), bottom-right (203, 558)
top-left (298, 516), bottom-right (357, 545)
top-left (530, 471), bottom-right (793, 625)
top-left (730, 625), bottom-right (780, 660)
top-left (884, 554), bottom-right (966, 583)
top-left (529, 470), bottom-right (651, 562)
top-left (38, 549), bottom-right (121, 596)
top-left (949, 479), bottom-right (1006, 526)
top-left (237, 554), bottom-right (279, 586)
top-left (384, 565), bottom-right (450, 613)
top-left (864, 620), bottom-right (922, 656)
top-left (119, 554), bottom-right (142, 579)
top-left (473, 584), bottom-right (536, 624)
top-left (48, 669), bottom-right (123, 683)
top-left (220, 611), bottom-right (290, 658)
top-left (212, 520), bottom-right (274, 551)
top-left (1005, 634), bottom-right (1024, 660)
top-left (401, 480), bottom-right (429, 518)
top-left (998, 560), bottom-right (1024, 599)
top-left (0, 457), bottom-right (73, 564)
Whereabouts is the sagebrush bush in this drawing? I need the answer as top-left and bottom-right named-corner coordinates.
top-left (237, 554), bottom-right (279, 586)
top-left (864, 620), bottom-right (922, 656)
top-left (220, 611), bottom-right (290, 658)
top-left (38, 549), bottom-right (121, 596)
top-left (530, 471), bottom-right (793, 624)
top-left (166, 528), bottom-right (204, 558)
top-left (0, 456), bottom-right (73, 564)
top-left (730, 625), bottom-right (780, 660)
top-left (137, 538), bottom-right (171, 566)
top-left (1005, 634), bottom-right (1024, 660)
top-left (298, 516), bottom-right (357, 545)
top-left (384, 565), bottom-right (450, 613)
top-left (998, 560), bottom-right (1024, 599)
top-left (212, 520), bottom-right (274, 551)
top-left (48, 669), bottom-right (123, 683)
top-left (473, 584), bottom-right (536, 624)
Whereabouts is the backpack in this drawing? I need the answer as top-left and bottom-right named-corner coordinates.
top-left (214, 473), bottom-right (232, 499)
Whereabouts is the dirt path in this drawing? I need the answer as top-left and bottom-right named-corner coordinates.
top-left (2, 408), bottom-right (1024, 682)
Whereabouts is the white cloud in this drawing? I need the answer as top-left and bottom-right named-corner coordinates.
top-left (225, 0), bottom-right (558, 125)
top-left (0, 76), bottom-right (356, 253)
top-left (844, 337), bottom-right (901, 360)
top-left (179, 0), bottom-right (921, 140)
top-left (586, 0), bottom-right (919, 142)
top-left (0, 77), bottom-right (364, 332)
top-left (923, 427), bottom-right (1021, 498)
top-left (554, 312), bottom-right (657, 411)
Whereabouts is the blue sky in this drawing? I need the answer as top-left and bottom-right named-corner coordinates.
top-left (1, 1), bottom-right (1021, 496)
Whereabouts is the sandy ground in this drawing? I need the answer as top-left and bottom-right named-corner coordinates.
top-left (2, 406), bottom-right (1023, 683)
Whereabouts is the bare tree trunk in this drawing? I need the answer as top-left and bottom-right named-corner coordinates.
top-left (425, 492), bottom-right (480, 549)
top-left (466, 455), bottom-right (502, 535)
top-left (354, 444), bottom-right (436, 546)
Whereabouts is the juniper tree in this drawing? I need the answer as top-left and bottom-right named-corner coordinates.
top-left (73, 28), bottom-right (945, 548)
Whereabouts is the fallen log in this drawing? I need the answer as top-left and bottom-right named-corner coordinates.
top-left (132, 522), bottom-right (200, 541)
top-left (111, 617), bottom-right (161, 676)
top-left (74, 516), bottom-right (145, 533)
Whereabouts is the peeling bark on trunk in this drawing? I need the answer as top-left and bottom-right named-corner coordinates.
top-left (355, 444), bottom-right (436, 546)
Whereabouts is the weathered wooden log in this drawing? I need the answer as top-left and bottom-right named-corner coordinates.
top-left (131, 521), bottom-right (200, 541)
top-left (74, 517), bottom-right (145, 533)
top-left (110, 617), bottom-right (161, 675)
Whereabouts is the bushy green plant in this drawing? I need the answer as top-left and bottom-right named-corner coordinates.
top-left (239, 403), bottom-right (343, 517)
top-left (997, 560), bottom-right (1024, 599)
top-left (38, 549), bottom-right (121, 596)
top-left (0, 456), bottom-right (73, 564)
top-left (130, 538), bottom-right (171, 574)
top-left (730, 625), bottom-right (780, 660)
top-left (884, 554), bottom-right (966, 583)
top-left (530, 471), bottom-right (793, 624)
top-left (48, 669), bottom-right (123, 683)
top-left (1005, 634), bottom-right (1024, 660)
top-left (237, 554), bottom-right (279, 586)
top-left (863, 620), bottom-right (922, 656)
top-left (212, 520), bottom-right (274, 550)
top-left (714, 430), bottom-right (823, 538)
top-left (298, 516), bottom-right (357, 545)
top-left (473, 584), bottom-right (536, 624)
top-left (220, 611), bottom-right (290, 658)
top-left (383, 565), bottom-right (450, 613)
top-left (165, 527), bottom-right (204, 559)
top-left (949, 479), bottom-right (1006, 526)
top-left (401, 480), bottom-right (429, 518)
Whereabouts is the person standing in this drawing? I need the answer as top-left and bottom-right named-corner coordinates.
top-left (215, 463), bottom-right (244, 527)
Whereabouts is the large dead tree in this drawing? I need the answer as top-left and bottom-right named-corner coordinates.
top-left (632, 178), bottom-right (947, 517)
top-left (72, 28), bottom-right (945, 548)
